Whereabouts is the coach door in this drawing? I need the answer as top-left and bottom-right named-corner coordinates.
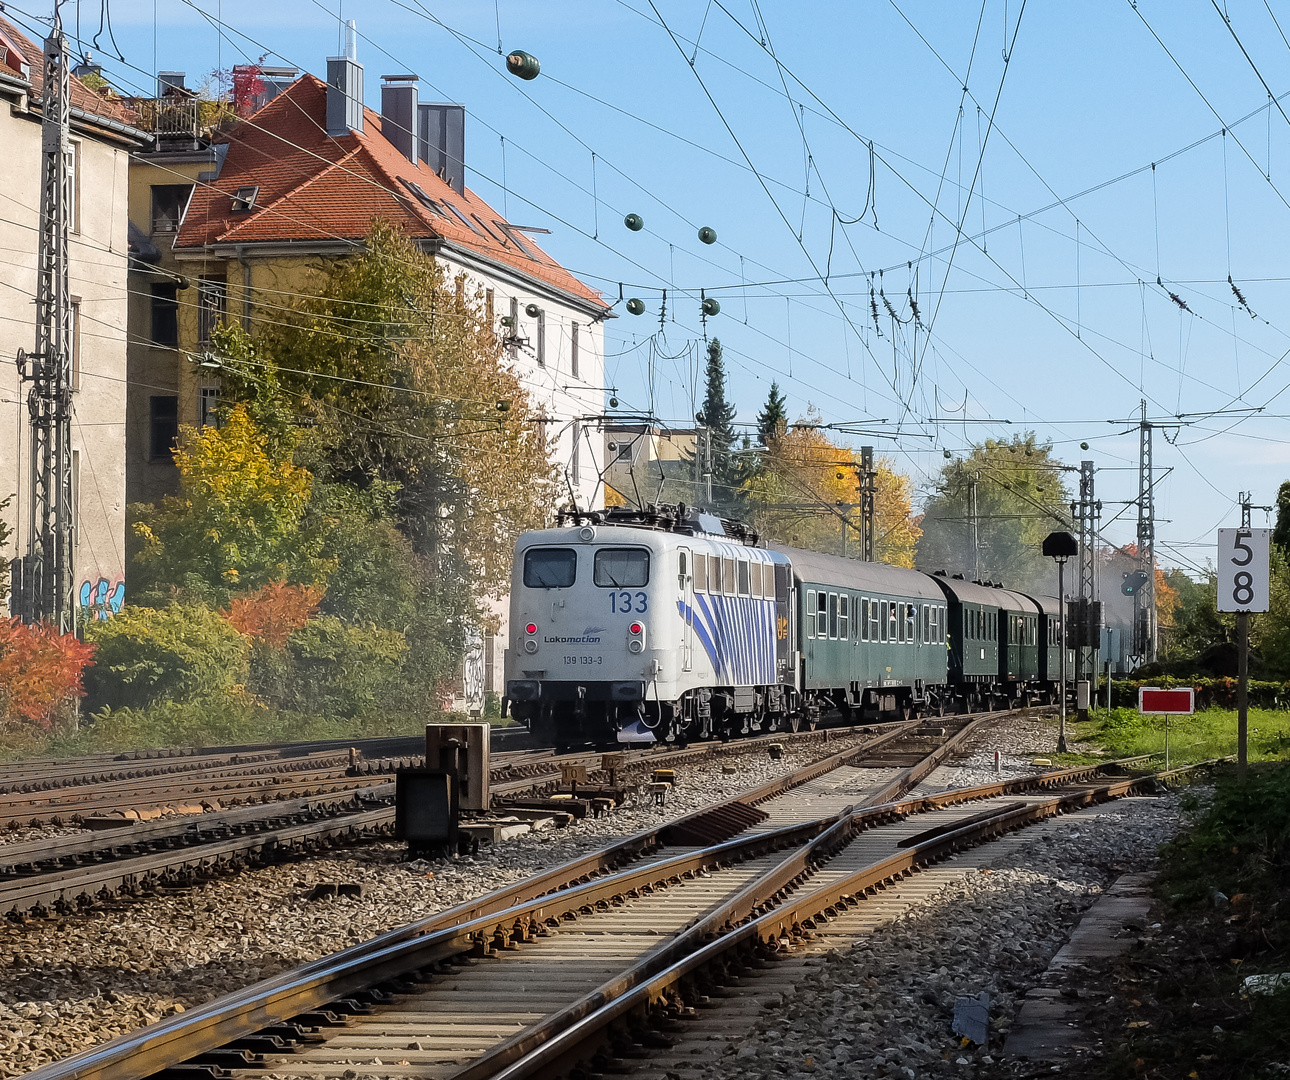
top-left (678, 547), bottom-right (694, 671)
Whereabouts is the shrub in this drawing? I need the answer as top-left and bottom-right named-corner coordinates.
top-left (248, 616), bottom-right (408, 719)
top-left (0, 618), bottom-right (95, 728)
top-left (83, 603), bottom-right (250, 709)
top-left (224, 581), bottom-right (324, 647)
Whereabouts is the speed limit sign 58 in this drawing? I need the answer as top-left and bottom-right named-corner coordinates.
top-left (1217, 528), bottom-right (1270, 613)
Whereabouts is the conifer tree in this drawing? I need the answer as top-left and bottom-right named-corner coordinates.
top-left (693, 338), bottom-right (741, 511)
top-left (757, 381), bottom-right (788, 445)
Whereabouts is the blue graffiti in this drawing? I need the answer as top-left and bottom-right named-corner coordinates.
top-left (79, 577), bottom-right (124, 620)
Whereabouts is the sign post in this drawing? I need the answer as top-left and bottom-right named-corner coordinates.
top-left (1139, 687), bottom-right (1196, 770)
top-left (1217, 527), bottom-right (1271, 782)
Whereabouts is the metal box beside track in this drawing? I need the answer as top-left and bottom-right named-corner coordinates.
top-left (425, 722), bottom-right (490, 811)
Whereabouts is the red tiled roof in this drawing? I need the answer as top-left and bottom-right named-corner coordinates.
top-left (0, 15), bottom-right (139, 130)
top-left (175, 74), bottom-right (606, 309)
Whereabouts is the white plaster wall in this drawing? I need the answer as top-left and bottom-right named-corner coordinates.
top-left (0, 103), bottom-right (131, 615)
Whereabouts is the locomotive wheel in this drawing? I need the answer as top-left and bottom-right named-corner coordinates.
top-left (900, 703), bottom-right (913, 723)
top-left (934, 696), bottom-right (946, 718)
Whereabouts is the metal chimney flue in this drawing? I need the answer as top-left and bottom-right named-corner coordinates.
top-left (326, 20), bottom-right (363, 136)
top-left (418, 103), bottom-right (465, 195)
top-left (381, 74), bottom-right (418, 163)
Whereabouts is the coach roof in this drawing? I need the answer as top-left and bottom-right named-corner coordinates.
top-left (769, 544), bottom-right (945, 600)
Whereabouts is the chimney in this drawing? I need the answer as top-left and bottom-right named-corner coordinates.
top-left (381, 75), bottom-right (418, 163)
top-left (326, 20), bottom-right (363, 136)
top-left (418, 103), bottom-right (466, 195)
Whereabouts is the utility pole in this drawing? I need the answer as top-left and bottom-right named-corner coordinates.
top-left (860, 445), bottom-right (875, 562)
top-left (970, 473), bottom-right (981, 582)
top-left (1135, 399), bottom-right (1156, 666)
top-left (14, 18), bottom-right (75, 632)
top-left (1075, 460), bottom-right (1101, 716)
top-left (1238, 491), bottom-right (1251, 783)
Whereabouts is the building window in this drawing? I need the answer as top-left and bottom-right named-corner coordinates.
top-left (70, 298), bottom-right (80, 390)
top-left (617, 440), bottom-right (633, 461)
top-left (71, 448), bottom-right (80, 546)
top-left (536, 309), bottom-right (546, 367)
top-left (68, 139), bottom-right (81, 234)
top-left (198, 386), bottom-right (221, 428)
top-left (197, 276), bottom-right (227, 345)
top-left (571, 322), bottom-right (579, 379)
top-left (149, 395), bottom-right (178, 461)
top-left (150, 284), bottom-right (179, 347)
top-left (150, 184), bottom-right (191, 233)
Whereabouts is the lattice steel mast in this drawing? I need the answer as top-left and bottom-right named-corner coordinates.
top-left (1135, 399), bottom-right (1156, 665)
top-left (16, 18), bottom-right (75, 631)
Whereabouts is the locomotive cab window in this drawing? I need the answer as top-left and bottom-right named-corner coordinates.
top-left (693, 553), bottom-right (707, 592)
top-left (593, 548), bottom-right (650, 588)
top-left (524, 547), bottom-right (577, 588)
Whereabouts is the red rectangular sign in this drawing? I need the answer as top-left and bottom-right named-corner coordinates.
top-left (1138, 687), bottom-right (1195, 715)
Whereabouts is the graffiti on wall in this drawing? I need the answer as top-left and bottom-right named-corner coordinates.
top-left (79, 576), bottom-right (124, 620)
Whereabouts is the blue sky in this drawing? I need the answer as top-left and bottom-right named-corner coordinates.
top-left (24, 0), bottom-right (1290, 574)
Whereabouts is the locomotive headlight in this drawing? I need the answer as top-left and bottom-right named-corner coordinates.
top-left (627, 620), bottom-right (646, 653)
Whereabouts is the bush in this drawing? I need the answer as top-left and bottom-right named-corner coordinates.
top-left (1158, 763), bottom-right (1290, 906)
top-left (1106, 677), bottom-right (1290, 710)
top-left (224, 581), bottom-right (323, 647)
top-left (83, 603), bottom-right (250, 709)
top-left (248, 616), bottom-right (408, 719)
top-left (0, 618), bottom-right (95, 728)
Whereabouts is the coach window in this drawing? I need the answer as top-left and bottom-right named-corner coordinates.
top-left (723, 558), bottom-right (737, 596)
top-left (817, 591), bottom-right (828, 637)
top-left (806, 590), bottom-right (816, 637)
top-left (594, 548), bottom-right (650, 588)
top-left (904, 603), bottom-right (916, 644)
top-left (524, 547), bottom-right (577, 588)
top-left (839, 595), bottom-right (849, 641)
top-left (737, 560), bottom-right (751, 596)
top-left (827, 593), bottom-right (838, 639)
top-left (887, 602), bottom-right (898, 643)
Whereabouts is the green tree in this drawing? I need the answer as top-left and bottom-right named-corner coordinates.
top-left (691, 338), bottom-right (742, 513)
top-left (130, 405), bottom-right (330, 606)
top-left (756, 380), bottom-right (788, 446)
top-left (916, 434), bottom-right (1071, 593)
top-left (259, 219), bottom-right (554, 602)
top-left (1273, 480), bottom-right (1290, 556)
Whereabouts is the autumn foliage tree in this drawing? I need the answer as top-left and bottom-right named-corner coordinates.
top-left (0, 619), bottom-right (95, 727)
top-left (263, 218), bottom-right (555, 602)
top-left (743, 410), bottom-right (921, 566)
top-left (223, 581), bottom-right (324, 648)
top-left (130, 404), bottom-right (330, 606)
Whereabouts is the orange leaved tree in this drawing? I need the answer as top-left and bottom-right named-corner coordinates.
top-left (224, 581), bottom-right (325, 648)
top-left (0, 619), bottom-right (95, 727)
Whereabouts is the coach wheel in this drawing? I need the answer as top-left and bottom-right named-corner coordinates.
top-left (933, 695), bottom-right (945, 718)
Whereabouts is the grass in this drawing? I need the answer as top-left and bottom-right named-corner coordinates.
top-left (0, 698), bottom-right (474, 762)
top-left (1074, 705), bottom-right (1290, 767)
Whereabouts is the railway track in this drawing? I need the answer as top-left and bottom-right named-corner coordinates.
top-left (15, 709), bottom-right (1174, 1080)
top-left (0, 719), bottom-right (923, 917)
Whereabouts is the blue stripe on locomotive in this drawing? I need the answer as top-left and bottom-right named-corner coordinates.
top-left (679, 592), bottom-right (777, 685)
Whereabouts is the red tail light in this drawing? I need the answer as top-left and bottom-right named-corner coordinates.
top-left (525, 623), bottom-right (537, 635)
top-left (630, 622), bottom-right (642, 634)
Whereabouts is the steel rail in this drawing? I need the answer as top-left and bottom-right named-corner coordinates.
top-left (483, 772), bottom-right (1162, 1080)
top-left (18, 711), bottom-right (1062, 1080)
top-left (13, 717), bottom-right (985, 1080)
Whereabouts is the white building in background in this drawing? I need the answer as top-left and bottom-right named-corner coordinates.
top-left (125, 33), bottom-right (610, 707)
top-left (0, 17), bottom-right (150, 620)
